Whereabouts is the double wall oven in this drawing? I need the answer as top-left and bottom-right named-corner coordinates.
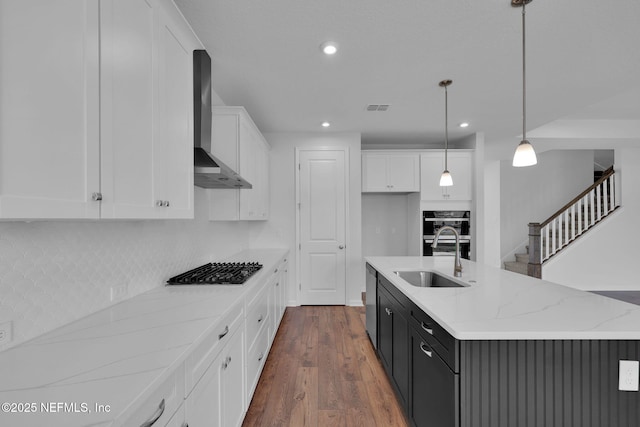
top-left (423, 210), bottom-right (471, 259)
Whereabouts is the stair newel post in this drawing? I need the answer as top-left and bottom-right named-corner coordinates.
top-left (528, 222), bottom-right (542, 279)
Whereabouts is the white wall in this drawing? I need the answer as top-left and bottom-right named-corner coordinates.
top-left (500, 150), bottom-right (594, 262)
top-left (250, 132), bottom-right (363, 306)
top-left (361, 194), bottom-right (409, 256)
top-left (543, 147), bottom-right (640, 290)
top-left (0, 187), bottom-right (250, 351)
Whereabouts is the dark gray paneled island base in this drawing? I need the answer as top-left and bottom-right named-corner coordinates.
top-left (365, 258), bottom-right (640, 427)
top-left (459, 340), bottom-right (640, 427)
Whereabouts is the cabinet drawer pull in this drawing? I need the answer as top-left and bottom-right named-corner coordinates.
top-left (91, 192), bottom-right (103, 201)
top-left (258, 352), bottom-right (264, 362)
top-left (385, 307), bottom-right (393, 316)
top-left (218, 325), bottom-right (229, 340)
top-left (420, 322), bottom-right (434, 335)
top-left (420, 342), bottom-right (433, 358)
top-left (139, 398), bottom-right (165, 427)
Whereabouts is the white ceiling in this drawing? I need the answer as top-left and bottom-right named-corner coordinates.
top-left (175, 0), bottom-right (640, 157)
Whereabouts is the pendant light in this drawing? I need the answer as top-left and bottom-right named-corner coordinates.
top-left (439, 79), bottom-right (453, 186)
top-left (512, 0), bottom-right (537, 167)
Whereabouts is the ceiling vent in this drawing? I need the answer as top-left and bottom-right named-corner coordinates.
top-left (366, 104), bottom-right (390, 112)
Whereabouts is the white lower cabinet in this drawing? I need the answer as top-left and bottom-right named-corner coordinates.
top-left (186, 323), bottom-right (245, 427)
top-left (164, 403), bottom-right (186, 427)
top-left (121, 366), bottom-right (185, 427)
top-left (246, 317), bottom-right (270, 399)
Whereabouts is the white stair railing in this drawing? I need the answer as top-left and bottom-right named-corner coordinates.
top-left (527, 167), bottom-right (618, 278)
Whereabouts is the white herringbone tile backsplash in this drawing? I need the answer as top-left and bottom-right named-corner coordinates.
top-left (0, 189), bottom-right (250, 351)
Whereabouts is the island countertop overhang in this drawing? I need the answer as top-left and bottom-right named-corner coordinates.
top-left (365, 256), bottom-right (640, 340)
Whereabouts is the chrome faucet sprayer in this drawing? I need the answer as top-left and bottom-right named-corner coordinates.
top-left (431, 225), bottom-right (463, 277)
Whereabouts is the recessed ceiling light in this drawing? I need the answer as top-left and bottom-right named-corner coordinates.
top-left (320, 42), bottom-right (338, 55)
top-left (459, 122), bottom-right (469, 128)
top-left (321, 121), bottom-right (331, 128)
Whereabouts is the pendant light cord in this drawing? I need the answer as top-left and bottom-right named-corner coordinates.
top-left (522, 1), bottom-right (527, 141)
top-left (444, 83), bottom-right (449, 170)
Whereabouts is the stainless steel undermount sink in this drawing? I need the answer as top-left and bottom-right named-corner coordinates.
top-left (393, 270), bottom-right (467, 288)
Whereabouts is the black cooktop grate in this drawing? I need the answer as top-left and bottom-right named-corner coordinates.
top-left (167, 262), bottom-right (263, 285)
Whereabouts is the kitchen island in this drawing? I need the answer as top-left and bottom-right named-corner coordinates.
top-left (366, 256), bottom-right (640, 427)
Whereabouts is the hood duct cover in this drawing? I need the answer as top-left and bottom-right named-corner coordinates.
top-left (193, 50), bottom-right (251, 189)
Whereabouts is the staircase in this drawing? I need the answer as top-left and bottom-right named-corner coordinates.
top-left (504, 249), bottom-right (529, 275)
top-left (505, 166), bottom-right (619, 278)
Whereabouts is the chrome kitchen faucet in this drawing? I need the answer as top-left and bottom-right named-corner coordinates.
top-left (432, 225), bottom-right (463, 277)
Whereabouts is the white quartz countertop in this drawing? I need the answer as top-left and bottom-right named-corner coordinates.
top-left (0, 248), bottom-right (288, 427)
top-left (366, 256), bottom-right (640, 340)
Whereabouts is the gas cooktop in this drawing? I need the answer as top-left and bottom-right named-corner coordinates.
top-left (167, 262), bottom-right (263, 285)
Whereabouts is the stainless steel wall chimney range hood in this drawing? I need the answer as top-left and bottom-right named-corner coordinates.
top-left (193, 50), bottom-right (251, 189)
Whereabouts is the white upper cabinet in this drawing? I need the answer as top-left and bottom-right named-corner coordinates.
top-left (420, 151), bottom-right (473, 201)
top-left (0, 0), bottom-right (198, 220)
top-left (0, 1), bottom-right (101, 219)
top-left (155, 0), bottom-right (196, 218)
top-left (209, 107), bottom-right (270, 221)
top-left (362, 152), bottom-right (420, 192)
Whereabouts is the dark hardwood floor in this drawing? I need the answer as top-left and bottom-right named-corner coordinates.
top-left (243, 306), bottom-right (409, 427)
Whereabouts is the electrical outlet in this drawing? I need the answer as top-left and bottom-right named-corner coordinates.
top-left (110, 284), bottom-right (128, 302)
top-left (0, 321), bottom-right (13, 345)
top-left (619, 360), bottom-right (639, 391)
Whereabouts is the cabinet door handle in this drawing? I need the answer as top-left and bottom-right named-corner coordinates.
top-left (91, 192), bottom-right (103, 201)
top-left (258, 352), bottom-right (264, 362)
top-left (156, 200), bottom-right (164, 207)
top-left (420, 342), bottom-right (433, 358)
top-left (165, 200), bottom-right (170, 207)
top-left (276, 282), bottom-right (279, 287)
top-left (274, 268), bottom-right (278, 273)
top-left (385, 307), bottom-right (393, 316)
top-left (420, 322), bottom-right (434, 335)
top-left (218, 325), bottom-right (229, 340)
top-left (139, 398), bottom-right (165, 427)
top-left (258, 314), bottom-right (263, 323)
top-left (222, 356), bottom-right (231, 370)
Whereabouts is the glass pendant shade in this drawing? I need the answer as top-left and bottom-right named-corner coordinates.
top-left (512, 139), bottom-right (537, 167)
top-left (439, 170), bottom-right (453, 186)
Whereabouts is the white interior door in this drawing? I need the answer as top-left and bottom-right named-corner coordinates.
top-left (297, 149), bottom-right (347, 305)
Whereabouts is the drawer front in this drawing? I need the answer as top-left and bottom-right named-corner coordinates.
top-left (185, 302), bottom-right (244, 394)
top-left (246, 320), bottom-right (270, 399)
top-left (378, 274), bottom-right (410, 310)
top-left (410, 302), bottom-right (457, 372)
top-left (246, 281), bottom-right (271, 349)
top-left (120, 366), bottom-right (184, 427)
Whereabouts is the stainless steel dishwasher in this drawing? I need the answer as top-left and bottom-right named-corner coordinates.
top-left (365, 263), bottom-right (377, 348)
